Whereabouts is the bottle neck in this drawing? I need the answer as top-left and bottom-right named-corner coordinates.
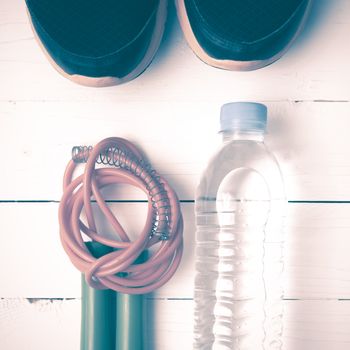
top-left (221, 130), bottom-right (265, 142)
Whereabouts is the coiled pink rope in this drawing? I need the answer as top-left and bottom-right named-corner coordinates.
top-left (59, 137), bottom-right (184, 294)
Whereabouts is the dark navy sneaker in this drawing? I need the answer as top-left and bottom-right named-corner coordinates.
top-left (26, 0), bottom-right (167, 86)
top-left (176, 0), bottom-right (312, 71)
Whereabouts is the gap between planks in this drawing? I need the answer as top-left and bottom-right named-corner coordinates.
top-left (2, 298), bottom-right (350, 304)
top-left (2, 200), bottom-right (350, 204)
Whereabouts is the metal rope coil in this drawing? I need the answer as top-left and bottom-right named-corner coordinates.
top-left (59, 137), bottom-right (184, 294)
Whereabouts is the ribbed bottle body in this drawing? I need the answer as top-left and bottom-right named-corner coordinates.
top-left (194, 140), bottom-right (285, 350)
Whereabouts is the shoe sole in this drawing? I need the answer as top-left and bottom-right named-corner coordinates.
top-left (27, 0), bottom-right (167, 87)
top-left (175, 0), bottom-right (312, 71)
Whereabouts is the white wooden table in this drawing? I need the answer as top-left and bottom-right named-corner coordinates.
top-left (1, 0), bottom-right (350, 349)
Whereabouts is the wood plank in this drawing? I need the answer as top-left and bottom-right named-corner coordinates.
top-left (0, 0), bottom-right (350, 103)
top-left (1, 202), bottom-right (350, 299)
top-left (1, 298), bottom-right (349, 350)
top-left (1, 101), bottom-right (350, 201)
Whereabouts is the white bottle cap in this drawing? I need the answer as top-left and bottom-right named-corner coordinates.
top-left (220, 102), bottom-right (267, 133)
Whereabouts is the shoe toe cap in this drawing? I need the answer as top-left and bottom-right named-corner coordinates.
top-left (184, 0), bottom-right (311, 63)
top-left (26, 0), bottom-right (160, 79)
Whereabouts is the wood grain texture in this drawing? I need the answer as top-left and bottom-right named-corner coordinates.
top-left (1, 101), bottom-right (350, 201)
top-left (1, 0), bottom-right (350, 348)
top-left (0, 1), bottom-right (349, 103)
top-left (0, 202), bottom-right (350, 299)
top-left (1, 299), bottom-right (350, 350)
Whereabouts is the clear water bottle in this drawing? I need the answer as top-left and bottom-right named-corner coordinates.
top-left (194, 102), bottom-right (286, 350)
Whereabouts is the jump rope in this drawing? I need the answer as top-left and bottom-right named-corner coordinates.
top-left (59, 137), bottom-right (184, 349)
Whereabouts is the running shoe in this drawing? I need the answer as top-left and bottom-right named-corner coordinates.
top-left (176, 0), bottom-right (312, 71)
top-left (26, 0), bottom-right (167, 86)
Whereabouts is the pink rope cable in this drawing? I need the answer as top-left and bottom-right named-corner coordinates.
top-left (58, 137), bottom-right (184, 294)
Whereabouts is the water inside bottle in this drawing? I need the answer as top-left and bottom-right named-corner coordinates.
top-left (194, 167), bottom-right (284, 350)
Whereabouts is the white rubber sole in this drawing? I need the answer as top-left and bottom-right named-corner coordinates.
top-left (175, 0), bottom-right (313, 71)
top-left (27, 0), bottom-right (167, 87)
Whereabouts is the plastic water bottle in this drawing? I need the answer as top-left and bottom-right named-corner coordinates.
top-left (194, 102), bottom-right (286, 350)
